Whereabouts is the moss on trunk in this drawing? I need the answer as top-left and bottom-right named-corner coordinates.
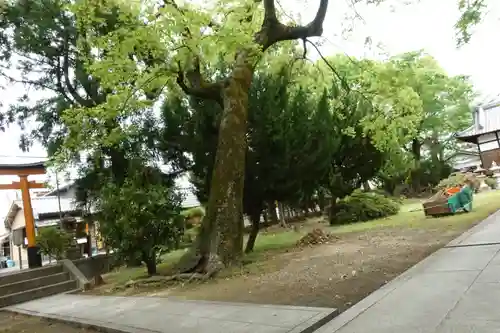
top-left (176, 65), bottom-right (253, 272)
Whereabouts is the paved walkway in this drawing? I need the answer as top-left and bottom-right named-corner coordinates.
top-left (317, 210), bottom-right (500, 333)
top-left (7, 294), bottom-right (338, 333)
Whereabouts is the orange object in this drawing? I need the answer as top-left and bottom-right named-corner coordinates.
top-left (446, 187), bottom-right (460, 195)
top-left (0, 162), bottom-right (46, 268)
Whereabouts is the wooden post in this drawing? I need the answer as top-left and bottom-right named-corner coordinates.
top-left (19, 175), bottom-right (42, 268)
top-left (18, 246), bottom-right (22, 270)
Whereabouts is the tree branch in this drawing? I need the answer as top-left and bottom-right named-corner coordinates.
top-left (261, 0), bottom-right (329, 49)
top-left (55, 58), bottom-right (76, 105)
top-left (161, 1), bottom-right (224, 105)
top-left (263, 0), bottom-right (278, 24)
top-left (176, 61), bottom-right (223, 107)
top-left (62, 34), bottom-right (94, 108)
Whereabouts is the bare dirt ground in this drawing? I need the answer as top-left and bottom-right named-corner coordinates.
top-left (90, 192), bottom-right (500, 312)
top-left (0, 312), bottom-right (97, 333)
top-left (102, 225), bottom-right (467, 312)
top-left (162, 228), bottom-right (459, 311)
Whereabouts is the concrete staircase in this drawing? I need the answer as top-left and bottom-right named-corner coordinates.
top-left (0, 264), bottom-right (77, 308)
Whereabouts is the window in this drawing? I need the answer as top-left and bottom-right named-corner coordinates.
top-left (478, 133), bottom-right (498, 144)
top-left (479, 140), bottom-right (500, 152)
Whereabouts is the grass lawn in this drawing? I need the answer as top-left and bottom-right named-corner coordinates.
top-left (90, 190), bottom-right (500, 309)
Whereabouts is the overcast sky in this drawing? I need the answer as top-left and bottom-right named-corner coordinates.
top-left (0, 0), bottom-right (498, 208)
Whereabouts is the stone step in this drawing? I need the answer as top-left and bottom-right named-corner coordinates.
top-left (0, 272), bottom-right (70, 297)
top-left (0, 280), bottom-right (77, 308)
top-left (0, 265), bottom-right (63, 287)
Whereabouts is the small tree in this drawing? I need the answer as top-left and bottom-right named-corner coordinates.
top-left (96, 166), bottom-right (185, 276)
top-left (36, 227), bottom-right (72, 261)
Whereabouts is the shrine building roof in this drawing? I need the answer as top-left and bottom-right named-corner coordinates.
top-left (456, 98), bottom-right (500, 143)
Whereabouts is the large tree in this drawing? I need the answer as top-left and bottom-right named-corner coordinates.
top-left (160, 66), bottom-right (336, 253)
top-left (58, 0), bottom-right (332, 273)
top-left (388, 51), bottom-right (474, 191)
top-left (317, 51), bottom-right (474, 193)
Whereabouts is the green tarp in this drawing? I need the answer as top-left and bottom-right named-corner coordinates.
top-left (447, 185), bottom-right (473, 213)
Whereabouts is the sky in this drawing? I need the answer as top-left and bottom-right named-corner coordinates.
top-left (0, 0), bottom-right (499, 210)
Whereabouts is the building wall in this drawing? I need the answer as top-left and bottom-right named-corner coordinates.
top-left (11, 210), bottom-right (25, 231)
top-left (477, 131), bottom-right (500, 168)
top-left (10, 210), bottom-right (28, 266)
top-left (11, 243), bottom-right (27, 267)
top-left (481, 148), bottom-right (500, 169)
top-left (60, 187), bottom-right (77, 201)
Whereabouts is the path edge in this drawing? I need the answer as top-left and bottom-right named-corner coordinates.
top-left (2, 307), bottom-right (157, 333)
top-left (314, 208), bottom-right (500, 332)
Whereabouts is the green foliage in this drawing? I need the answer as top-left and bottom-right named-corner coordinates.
top-left (435, 172), bottom-right (479, 191)
top-left (331, 190), bottom-right (401, 225)
top-left (95, 163), bottom-right (184, 275)
top-left (485, 177), bottom-right (497, 189)
top-left (181, 207), bottom-right (205, 230)
top-left (36, 227), bottom-right (72, 260)
top-left (456, 0), bottom-right (487, 46)
top-left (181, 207), bottom-right (205, 219)
top-left (323, 83), bottom-right (387, 200)
top-left (365, 51), bottom-right (474, 194)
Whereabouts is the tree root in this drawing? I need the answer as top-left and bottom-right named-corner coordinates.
top-left (123, 272), bottom-right (211, 288)
top-left (123, 255), bottom-right (222, 289)
top-left (174, 250), bottom-right (224, 276)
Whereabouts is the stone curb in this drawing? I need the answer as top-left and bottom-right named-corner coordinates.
top-left (2, 308), bottom-right (158, 333)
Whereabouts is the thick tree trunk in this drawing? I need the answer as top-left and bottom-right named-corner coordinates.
top-left (278, 202), bottom-right (287, 227)
top-left (267, 200), bottom-right (278, 224)
top-left (245, 210), bottom-right (261, 253)
top-left (263, 210), bottom-right (269, 224)
top-left (143, 253), bottom-right (157, 276)
top-left (318, 190), bottom-right (326, 212)
top-left (410, 139), bottom-right (422, 193)
top-left (173, 0), bottom-right (329, 275)
top-left (362, 181), bottom-right (370, 192)
top-left (328, 196), bottom-right (338, 225)
top-left (176, 70), bottom-right (252, 274)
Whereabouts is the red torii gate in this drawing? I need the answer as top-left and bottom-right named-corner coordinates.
top-left (0, 161), bottom-right (46, 268)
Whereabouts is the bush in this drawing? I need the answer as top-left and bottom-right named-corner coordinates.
top-left (485, 177), bottom-right (497, 189)
top-left (182, 207), bottom-right (205, 219)
top-left (331, 190), bottom-right (400, 225)
top-left (96, 171), bottom-right (185, 276)
top-left (181, 207), bottom-right (205, 229)
top-left (435, 172), bottom-right (479, 192)
top-left (36, 227), bottom-right (72, 260)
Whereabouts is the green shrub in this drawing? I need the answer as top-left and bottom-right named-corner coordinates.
top-left (485, 177), bottom-right (497, 189)
top-left (182, 207), bottom-right (205, 229)
top-left (36, 227), bottom-right (72, 260)
top-left (181, 207), bottom-right (205, 219)
top-left (331, 190), bottom-right (400, 225)
top-left (435, 172), bottom-right (479, 191)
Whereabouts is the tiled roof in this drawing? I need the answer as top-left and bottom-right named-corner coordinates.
top-left (456, 100), bottom-right (500, 140)
top-left (0, 161), bottom-right (45, 171)
top-left (15, 196), bottom-right (79, 219)
top-left (3, 196), bottom-right (80, 230)
top-left (43, 183), bottom-right (72, 197)
top-left (46, 182), bottom-right (201, 209)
